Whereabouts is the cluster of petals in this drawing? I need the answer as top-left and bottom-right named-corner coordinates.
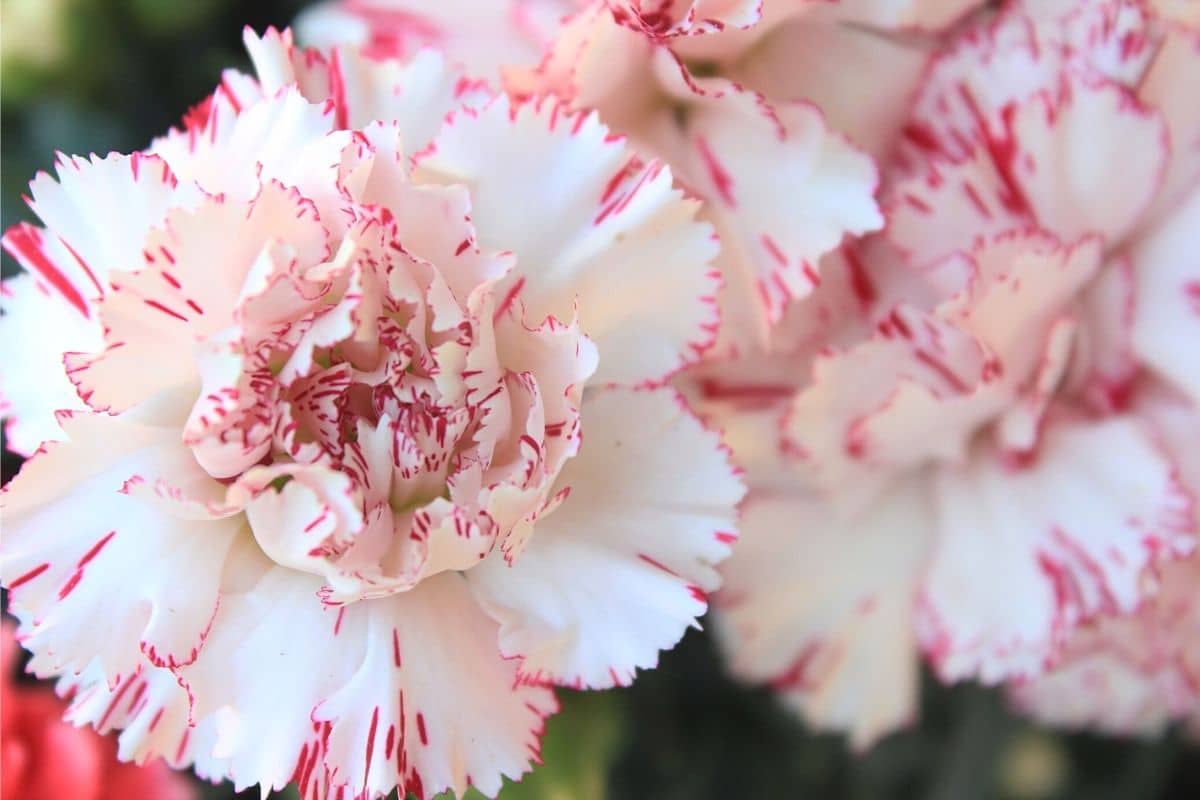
top-left (335, 0), bottom-right (1200, 748)
top-left (0, 26), bottom-right (744, 800)
top-left (694, 0), bottom-right (1200, 748)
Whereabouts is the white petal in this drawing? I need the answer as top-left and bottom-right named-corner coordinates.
top-left (467, 387), bottom-right (744, 688)
top-left (0, 274), bottom-right (102, 454)
top-left (3, 152), bottom-right (184, 313)
top-left (678, 87), bottom-right (883, 322)
top-left (715, 483), bottom-right (932, 749)
top-left (415, 96), bottom-right (720, 385)
top-left (1, 411), bottom-right (241, 681)
top-left (175, 567), bottom-right (554, 799)
top-left (920, 417), bottom-right (1196, 683)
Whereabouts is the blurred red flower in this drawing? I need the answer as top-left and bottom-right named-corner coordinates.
top-left (1, 623), bottom-right (195, 800)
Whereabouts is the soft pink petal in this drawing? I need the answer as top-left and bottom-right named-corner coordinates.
top-left (1131, 188), bottom-right (1200, 404)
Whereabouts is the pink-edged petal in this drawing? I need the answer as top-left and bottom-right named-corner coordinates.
top-left (245, 27), bottom-right (489, 151)
top-left (72, 182), bottom-right (330, 414)
top-left (714, 482), bottom-right (932, 749)
top-left (1131, 188), bottom-right (1200, 403)
top-left (1, 410), bottom-right (241, 681)
top-left (415, 96), bottom-right (720, 385)
top-left (787, 232), bottom-right (1103, 487)
top-left (61, 659), bottom-right (221, 771)
top-left (604, 0), bottom-right (761, 38)
top-left (678, 86), bottom-right (883, 322)
top-left (920, 416), bottom-right (1196, 684)
top-left (312, 573), bottom-right (557, 800)
top-left (0, 274), bottom-right (102, 454)
top-left (174, 567), bottom-right (554, 799)
top-left (150, 87), bottom-right (346, 206)
top-left (1070, 255), bottom-right (1138, 412)
top-left (467, 386), bottom-right (744, 689)
top-left (1010, 643), bottom-right (1194, 736)
top-left (1012, 77), bottom-right (1167, 245)
top-left (2, 152), bottom-right (185, 315)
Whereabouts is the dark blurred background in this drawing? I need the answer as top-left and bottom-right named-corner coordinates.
top-left (2, 1), bottom-right (1199, 797)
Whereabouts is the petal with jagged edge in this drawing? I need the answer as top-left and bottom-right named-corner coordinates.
top-left (312, 573), bottom-right (557, 800)
top-left (467, 387), bottom-right (744, 689)
top-left (2, 152), bottom-right (187, 316)
top-left (604, 0), bottom-right (761, 38)
top-left (150, 87), bottom-right (349, 209)
top-left (244, 27), bottom-right (492, 151)
top-left (60, 658), bottom-right (223, 771)
top-left (1132, 188), bottom-right (1200, 404)
top-left (0, 275), bottom-right (103, 454)
top-left (1, 409), bottom-right (241, 682)
top-left (920, 416), bottom-right (1196, 684)
top-left (415, 96), bottom-right (720, 385)
top-left (71, 181), bottom-right (330, 414)
top-left (714, 481), bottom-right (933, 750)
top-left (675, 86), bottom-right (882, 323)
top-left (173, 567), bottom-right (554, 800)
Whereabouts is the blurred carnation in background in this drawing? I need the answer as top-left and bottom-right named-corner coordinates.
top-left (2, 1), bottom-right (1200, 799)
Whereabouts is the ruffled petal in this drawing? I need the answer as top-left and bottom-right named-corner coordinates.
top-left (245, 27), bottom-right (489, 150)
top-left (415, 96), bottom-right (720, 385)
top-left (2, 152), bottom-right (184, 315)
top-left (151, 87), bottom-right (345, 206)
top-left (677, 86), bottom-right (883, 322)
top-left (1, 410), bottom-right (241, 681)
top-left (174, 567), bottom-right (554, 800)
top-left (787, 232), bottom-right (1103, 487)
top-left (604, 0), bottom-right (761, 38)
top-left (72, 181), bottom-right (330, 414)
top-left (0, 275), bottom-right (102, 454)
top-left (920, 416), bottom-right (1196, 683)
top-left (467, 387), bottom-right (743, 688)
top-left (714, 482), bottom-right (932, 750)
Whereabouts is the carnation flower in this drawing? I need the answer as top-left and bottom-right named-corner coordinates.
top-left (684, 0), bottom-right (1200, 747)
top-left (1, 622), bottom-right (196, 800)
top-left (0, 29), bottom-right (743, 799)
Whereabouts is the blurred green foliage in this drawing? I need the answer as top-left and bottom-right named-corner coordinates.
top-left (2, 2), bottom-right (1199, 798)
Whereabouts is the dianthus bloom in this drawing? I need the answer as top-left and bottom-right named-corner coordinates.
top-left (1, 623), bottom-right (196, 800)
top-left (0, 29), bottom-right (743, 799)
top-left (666, 0), bottom-right (1199, 748)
